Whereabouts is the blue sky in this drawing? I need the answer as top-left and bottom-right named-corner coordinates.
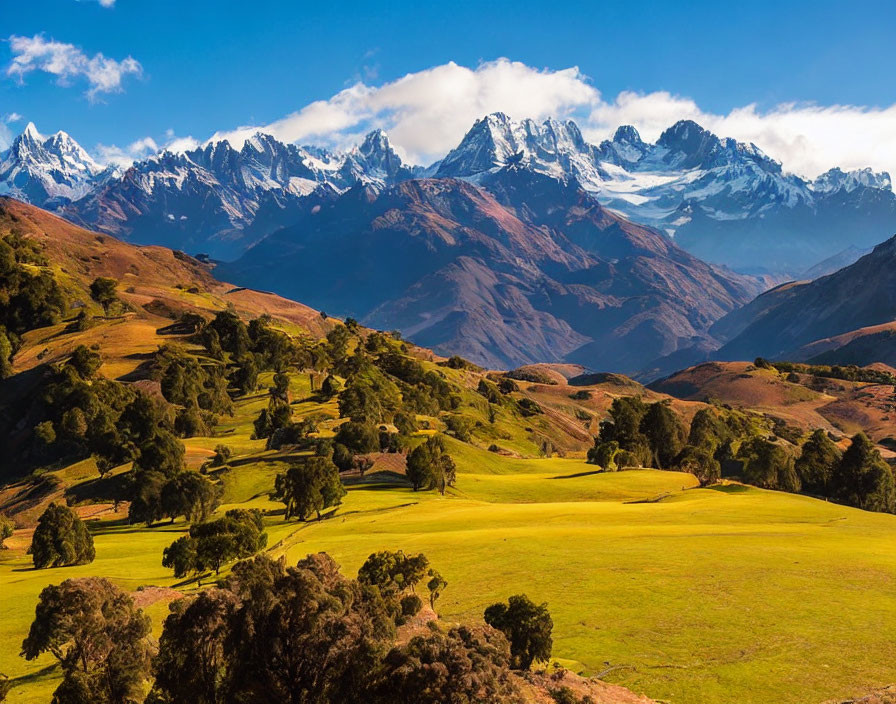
top-left (2, 0), bottom-right (895, 175)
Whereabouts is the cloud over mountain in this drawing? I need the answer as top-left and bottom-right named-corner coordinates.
top-left (207, 58), bottom-right (896, 180)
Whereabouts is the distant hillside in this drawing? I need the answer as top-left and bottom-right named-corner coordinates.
top-left (711, 234), bottom-right (896, 364)
top-left (650, 360), bottom-right (896, 447)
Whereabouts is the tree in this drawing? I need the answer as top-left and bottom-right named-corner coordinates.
top-left (586, 440), bottom-right (618, 469)
top-left (334, 420), bottom-right (380, 454)
top-left (30, 503), bottom-right (95, 568)
top-left (150, 590), bottom-right (238, 704)
top-left (830, 433), bottom-right (896, 513)
top-left (128, 470), bottom-right (168, 526)
top-left (162, 509), bottom-right (267, 577)
top-left (484, 594), bottom-right (553, 670)
top-left (639, 402), bottom-right (686, 469)
top-left (677, 445), bottom-right (721, 486)
top-left (320, 374), bottom-right (342, 399)
top-left (357, 550), bottom-right (429, 596)
top-left (223, 553), bottom-right (396, 704)
top-left (89, 277), bottom-right (119, 315)
top-left (271, 372), bottom-right (290, 402)
top-left (738, 437), bottom-right (801, 492)
top-left (393, 411), bottom-right (417, 436)
top-left (210, 444), bottom-right (233, 467)
top-left (134, 430), bottom-right (185, 477)
top-left (21, 577), bottom-right (152, 704)
top-left (405, 435), bottom-right (456, 494)
top-left (161, 471), bottom-right (221, 523)
top-left (796, 429), bottom-right (842, 496)
top-left (427, 568), bottom-right (447, 609)
top-left (68, 345), bottom-right (102, 380)
top-left (600, 396), bottom-right (648, 449)
top-left (0, 514), bottom-right (13, 549)
top-left (370, 626), bottom-right (521, 704)
top-left (232, 354), bottom-right (259, 395)
top-left (274, 457), bottom-right (346, 521)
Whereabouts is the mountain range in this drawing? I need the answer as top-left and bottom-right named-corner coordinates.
top-left (3, 116), bottom-right (894, 275)
top-left (2, 116), bottom-right (894, 377)
top-left (217, 166), bottom-right (762, 374)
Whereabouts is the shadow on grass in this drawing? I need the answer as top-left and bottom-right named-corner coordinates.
top-left (10, 662), bottom-right (60, 687)
top-left (550, 469), bottom-right (605, 480)
top-left (707, 483), bottom-right (753, 494)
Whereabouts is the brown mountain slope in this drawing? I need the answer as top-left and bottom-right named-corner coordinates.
top-left (712, 234), bottom-right (896, 362)
top-left (220, 172), bottom-right (761, 376)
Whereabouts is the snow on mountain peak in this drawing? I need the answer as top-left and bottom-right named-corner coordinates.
top-left (812, 166), bottom-right (892, 194)
top-left (21, 122), bottom-right (42, 142)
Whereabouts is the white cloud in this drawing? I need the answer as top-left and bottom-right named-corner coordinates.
top-left (210, 59), bottom-right (600, 164)
top-left (96, 132), bottom-right (198, 167)
top-left (203, 58), bottom-right (896, 179)
top-left (97, 0), bottom-right (116, 7)
top-left (4, 112), bottom-right (23, 123)
top-left (6, 34), bottom-right (142, 100)
top-left (582, 91), bottom-right (896, 179)
top-left (96, 136), bottom-right (158, 167)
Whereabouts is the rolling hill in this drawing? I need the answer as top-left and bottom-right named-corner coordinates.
top-left (2, 198), bottom-right (896, 704)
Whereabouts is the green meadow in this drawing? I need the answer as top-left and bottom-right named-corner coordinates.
top-left (3, 440), bottom-right (896, 704)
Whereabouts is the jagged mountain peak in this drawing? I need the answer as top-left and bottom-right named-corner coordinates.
top-left (812, 166), bottom-right (892, 194)
top-left (612, 124), bottom-right (645, 145)
top-left (20, 121), bottom-right (42, 141)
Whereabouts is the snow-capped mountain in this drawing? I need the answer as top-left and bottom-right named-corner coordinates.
top-left (2, 115), bottom-right (894, 272)
top-left (0, 123), bottom-right (112, 206)
top-left (63, 129), bottom-right (420, 258)
top-left (437, 115), bottom-right (896, 275)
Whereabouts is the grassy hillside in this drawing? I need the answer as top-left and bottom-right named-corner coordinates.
top-left (2, 198), bottom-right (896, 704)
top-left (4, 441), bottom-right (896, 704)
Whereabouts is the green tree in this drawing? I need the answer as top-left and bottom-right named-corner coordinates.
top-left (406, 435), bottom-right (456, 494)
top-left (334, 420), bottom-right (380, 454)
top-left (89, 277), bottom-right (119, 315)
top-left (134, 429), bottom-right (185, 477)
top-left (161, 471), bottom-right (221, 524)
top-left (426, 568), bottom-right (447, 609)
top-left (639, 402), bottom-right (686, 469)
top-left (677, 445), bottom-right (721, 486)
top-left (393, 411), bottom-right (417, 436)
top-left (586, 440), bottom-right (619, 469)
top-left (67, 345), bottom-right (102, 380)
top-left (210, 444), bottom-right (232, 467)
top-left (483, 594), bottom-right (553, 670)
top-left (30, 503), bottom-right (95, 568)
top-left (357, 550), bottom-right (429, 596)
top-left (162, 509), bottom-right (267, 577)
top-left (370, 626), bottom-right (521, 704)
top-left (830, 433), bottom-right (896, 513)
top-left (0, 514), bottom-right (13, 549)
top-left (274, 457), bottom-right (346, 520)
top-left (320, 374), bottom-right (342, 399)
top-left (600, 396), bottom-right (648, 449)
top-left (796, 429), bottom-right (842, 496)
top-left (222, 553), bottom-right (395, 704)
top-left (738, 438), bottom-right (801, 492)
top-left (21, 577), bottom-right (153, 704)
top-left (150, 589), bottom-right (238, 704)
